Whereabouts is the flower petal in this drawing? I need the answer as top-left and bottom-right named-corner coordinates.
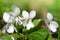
top-left (12, 6), bottom-right (20, 16)
top-left (48, 21), bottom-right (58, 32)
top-left (9, 12), bottom-right (16, 17)
top-left (15, 17), bottom-right (19, 25)
top-left (14, 27), bottom-right (17, 32)
top-left (27, 20), bottom-right (34, 30)
top-left (3, 12), bottom-right (15, 23)
top-left (3, 12), bottom-right (10, 23)
top-left (22, 10), bottom-right (29, 18)
top-left (48, 24), bottom-right (57, 32)
top-left (2, 24), bottom-right (9, 33)
top-left (22, 21), bottom-right (27, 27)
top-left (15, 17), bottom-right (23, 25)
top-left (8, 16), bottom-right (15, 23)
top-left (30, 10), bottom-right (36, 19)
top-left (50, 21), bottom-right (58, 28)
top-left (47, 13), bottom-right (53, 21)
top-left (7, 24), bottom-right (15, 33)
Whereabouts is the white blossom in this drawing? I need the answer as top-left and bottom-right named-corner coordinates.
top-left (7, 24), bottom-right (17, 33)
top-left (22, 10), bottom-right (36, 30)
top-left (2, 24), bottom-right (17, 33)
top-left (45, 12), bottom-right (58, 32)
top-left (2, 6), bottom-right (22, 33)
top-left (48, 21), bottom-right (58, 32)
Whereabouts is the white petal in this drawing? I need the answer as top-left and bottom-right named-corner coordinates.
top-left (8, 16), bottom-right (15, 23)
top-left (27, 20), bottom-right (34, 30)
top-left (22, 21), bottom-right (27, 27)
top-left (3, 12), bottom-right (15, 23)
top-left (12, 6), bottom-right (20, 15)
top-left (9, 12), bottom-right (16, 17)
top-left (18, 20), bottom-right (23, 25)
top-left (11, 36), bottom-right (15, 40)
top-left (22, 10), bottom-right (29, 18)
top-left (2, 24), bottom-right (9, 33)
top-left (15, 17), bottom-right (23, 25)
top-left (50, 21), bottom-right (58, 28)
top-left (47, 13), bottom-right (53, 21)
top-left (18, 17), bottom-right (23, 25)
top-left (18, 16), bottom-right (25, 20)
top-left (14, 27), bottom-right (17, 32)
top-left (30, 10), bottom-right (36, 19)
top-left (48, 24), bottom-right (57, 32)
top-left (15, 17), bottom-right (19, 25)
top-left (7, 24), bottom-right (15, 33)
top-left (3, 12), bottom-right (10, 23)
top-left (18, 16), bottom-right (27, 26)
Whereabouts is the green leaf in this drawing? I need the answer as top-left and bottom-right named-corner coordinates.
top-left (58, 32), bottom-right (60, 40)
top-left (33, 19), bottom-right (41, 26)
top-left (29, 29), bottom-right (48, 40)
top-left (2, 35), bottom-right (12, 40)
top-left (57, 20), bottom-right (60, 40)
top-left (14, 23), bottom-right (24, 33)
top-left (47, 35), bottom-right (52, 40)
top-left (22, 27), bottom-right (27, 32)
top-left (11, 33), bottom-right (24, 38)
top-left (58, 36), bottom-right (60, 40)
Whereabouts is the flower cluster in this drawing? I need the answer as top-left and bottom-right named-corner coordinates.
top-left (2, 6), bottom-right (59, 40)
top-left (2, 6), bottom-right (36, 34)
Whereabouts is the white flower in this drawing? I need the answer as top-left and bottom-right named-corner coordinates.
top-left (45, 13), bottom-right (58, 32)
top-left (7, 24), bottom-right (17, 33)
top-left (3, 6), bottom-right (22, 24)
top-left (2, 24), bottom-right (17, 33)
top-left (2, 6), bottom-right (24, 33)
top-left (22, 10), bottom-right (36, 30)
top-left (48, 21), bottom-right (58, 32)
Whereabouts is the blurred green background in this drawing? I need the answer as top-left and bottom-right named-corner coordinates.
top-left (0, 0), bottom-right (60, 19)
